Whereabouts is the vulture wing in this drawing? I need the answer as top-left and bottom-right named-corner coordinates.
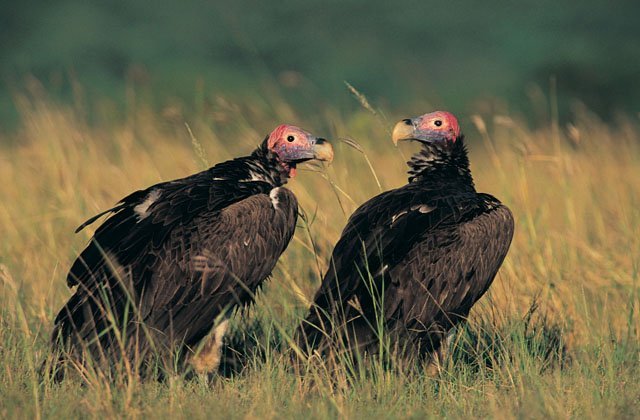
top-left (67, 168), bottom-right (272, 289)
top-left (301, 185), bottom-right (513, 353)
top-left (137, 187), bottom-right (298, 349)
top-left (55, 164), bottom-right (297, 359)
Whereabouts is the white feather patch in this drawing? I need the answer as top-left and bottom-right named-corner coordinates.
top-left (269, 188), bottom-right (281, 209)
top-left (412, 204), bottom-right (435, 213)
top-left (249, 171), bottom-right (266, 182)
top-left (134, 190), bottom-right (161, 220)
top-left (391, 204), bottom-right (434, 226)
top-left (391, 211), bottom-right (407, 225)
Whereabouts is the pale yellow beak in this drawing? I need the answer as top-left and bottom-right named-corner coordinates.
top-left (392, 120), bottom-right (416, 145)
top-left (312, 139), bottom-right (334, 163)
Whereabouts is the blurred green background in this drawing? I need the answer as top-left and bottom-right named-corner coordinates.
top-left (1, 0), bottom-right (639, 128)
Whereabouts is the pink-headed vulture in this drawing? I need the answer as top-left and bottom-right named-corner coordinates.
top-left (50, 125), bottom-right (333, 379)
top-left (298, 111), bottom-right (513, 365)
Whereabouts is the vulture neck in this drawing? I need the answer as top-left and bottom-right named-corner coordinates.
top-left (407, 137), bottom-right (475, 191)
top-left (248, 140), bottom-right (289, 185)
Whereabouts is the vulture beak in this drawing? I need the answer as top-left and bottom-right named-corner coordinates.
top-left (311, 138), bottom-right (334, 162)
top-left (392, 119), bottom-right (417, 146)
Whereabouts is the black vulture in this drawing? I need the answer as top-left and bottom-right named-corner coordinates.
top-left (50, 124), bottom-right (333, 379)
top-left (298, 111), bottom-right (513, 368)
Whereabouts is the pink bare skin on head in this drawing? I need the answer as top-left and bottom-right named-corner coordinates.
top-left (267, 124), bottom-right (314, 150)
top-left (266, 124), bottom-right (333, 178)
top-left (392, 111), bottom-right (462, 145)
top-left (417, 111), bottom-right (461, 142)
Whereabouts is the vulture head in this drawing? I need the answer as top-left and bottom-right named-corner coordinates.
top-left (267, 124), bottom-right (334, 177)
top-left (392, 111), bottom-right (461, 146)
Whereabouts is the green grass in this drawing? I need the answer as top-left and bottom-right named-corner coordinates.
top-left (0, 89), bottom-right (639, 418)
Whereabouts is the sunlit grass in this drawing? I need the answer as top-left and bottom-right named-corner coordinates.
top-left (0, 89), bottom-right (639, 418)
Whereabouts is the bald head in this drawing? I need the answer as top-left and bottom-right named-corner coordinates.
top-left (392, 111), bottom-right (461, 145)
top-left (265, 124), bottom-right (333, 177)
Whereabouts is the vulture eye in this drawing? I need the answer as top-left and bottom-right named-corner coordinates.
top-left (287, 135), bottom-right (295, 142)
top-left (434, 120), bottom-right (442, 127)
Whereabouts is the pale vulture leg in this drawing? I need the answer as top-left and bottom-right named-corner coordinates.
top-left (426, 329), bottom-right (456, 376)
top-left (190, 320), bottom-right (229, 375)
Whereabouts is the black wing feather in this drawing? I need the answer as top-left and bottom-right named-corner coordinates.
top-left (67, 169), bottom-right (273, 288)
top-left (54, 154), bottom-right (298, 371)
top-left (300, 184), bottom-right (514, 356)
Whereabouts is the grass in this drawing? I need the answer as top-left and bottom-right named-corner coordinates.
top-left (0, 88), bottom-right (639, 418)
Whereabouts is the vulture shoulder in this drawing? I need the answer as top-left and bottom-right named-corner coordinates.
top-left (67, 167), bottom-right (278, 291)
top-left (134, 186), bottom-right (299, 345)
top-left (308, 187), bottom-right (510, 322)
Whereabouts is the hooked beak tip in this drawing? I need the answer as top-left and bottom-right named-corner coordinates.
top-left (392, 120), bottom-right (415, 145)
top-left (312, 138), bottom-right (334, 163)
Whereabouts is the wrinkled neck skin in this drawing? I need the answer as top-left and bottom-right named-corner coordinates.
top-left (407, 137), bottom-right (475, 191)
top-left (247, 139), bottom-right (291, 185)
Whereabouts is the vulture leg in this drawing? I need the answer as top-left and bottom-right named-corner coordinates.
top-left (426, 329), bottom-right (456, 376)
top-left (189, 320), bottom-right (229, 374)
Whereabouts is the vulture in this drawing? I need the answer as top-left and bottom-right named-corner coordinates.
top-left (50, 124), bottom-right (333, 379)
top-left (298, 111), bottom-right (513, 366)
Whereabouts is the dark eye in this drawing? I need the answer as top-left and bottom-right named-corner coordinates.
top-left (287, 135), bottom-right (295, 142)
top-left (434, 120), bottom-right (442, 127)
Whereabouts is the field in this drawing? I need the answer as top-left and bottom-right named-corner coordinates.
top-left (1, 89), bottom-right (639, 419)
